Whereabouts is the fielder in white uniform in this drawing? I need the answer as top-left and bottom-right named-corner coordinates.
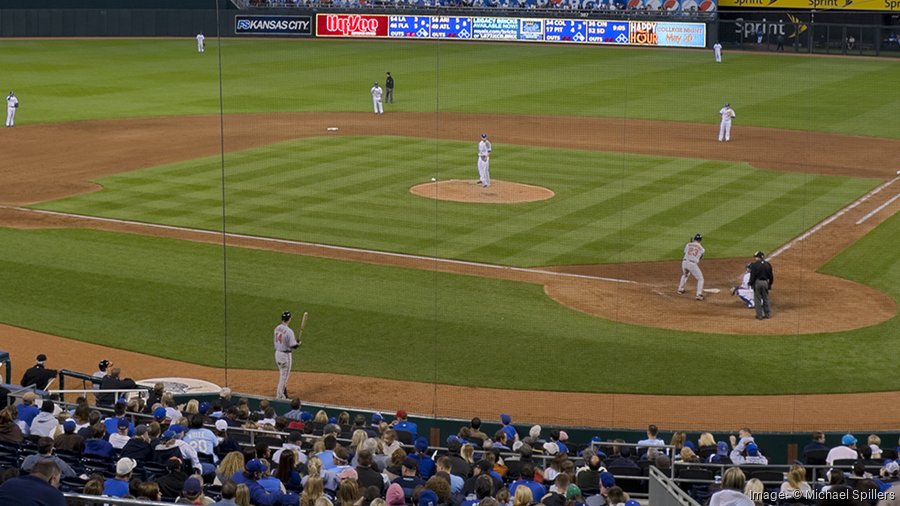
top-left (713, 42), bottom-right (722, 63)
top-left (731, 264), bottom-right (755, 308)
top-left (477, 133), bottom-right (492, 187)
top-left (719, 103), bottom-right (735, 142)
top-left (274, 311), bottom-right (300, 400)
top-left (196, 33), bottom-right (205, 53)
top-left (371, 82), bottom-right (384, 114)
top-left (6, 92), bottom-right (19, 128)
top-left (677, 233), bottom-right (705, 300)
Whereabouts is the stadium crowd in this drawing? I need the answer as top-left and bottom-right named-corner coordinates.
top-left (0, 359), bottom-right (899, 506)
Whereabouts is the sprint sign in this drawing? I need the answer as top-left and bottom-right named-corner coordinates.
top-left (316, 14), bottom-right (389, 37)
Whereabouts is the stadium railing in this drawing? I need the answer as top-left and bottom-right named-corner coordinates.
top-left (650, 465), bottom-right (703, 506)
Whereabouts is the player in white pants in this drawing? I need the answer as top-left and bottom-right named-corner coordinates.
top-left (274, 311), bottom-right (300, 400)
top-left (477, 133), bottom-right (492, 187)
top-left (370, 82), bottom-right (384, 114)
top-left (731, 264), bottom-right (755, 308)
top-left (6, 92), bottom-right (18, 128)
top-left (196, 33), bottom-right (205, 53)
top-left (678, 233), bottom-right (705, 300)
top-left (719, 103), bottom-right (735, 142)
top-left (713, 42), bottom-right (722, 63)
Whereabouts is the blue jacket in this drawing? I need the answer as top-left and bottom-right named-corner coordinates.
top-left (408, 453), bottom-right (436, 479)
top-left (83, 438), bottom-right (116, 459)
top-left (0, 474), bottom-right (66, 506)
top-left (508, 479), bottom-right (546, 500)
top-left (231, 471), bottom-right (298, 505)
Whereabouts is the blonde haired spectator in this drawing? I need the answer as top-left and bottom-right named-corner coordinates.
top-left (512, 485), bottom-right (533, 506)
top-left (780, 464), bottom-right (812, 500)
top-left (869, 435), bottom-right (883, 459)
top-left (743, 478), bottom-right (764, 506)
top-left (681, 447), bottom-right (701, 463)
top-left (709, 467), bottom-right (753, 506)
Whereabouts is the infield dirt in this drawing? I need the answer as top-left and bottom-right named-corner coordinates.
top-left (0, 112), bottom-right (898, 430)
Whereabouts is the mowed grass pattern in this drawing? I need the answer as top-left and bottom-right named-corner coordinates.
top-left (0, 224), bottom-right (897, 395)
top-left (0, 39), bottom-right (898, 137)
top-left (38, 136), bottom-right (879, 266)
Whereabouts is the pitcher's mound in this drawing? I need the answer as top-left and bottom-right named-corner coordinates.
top-left (410, 179), bottom-right (554, 204)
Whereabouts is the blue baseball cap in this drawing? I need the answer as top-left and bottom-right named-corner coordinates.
top-left (716, 441), bottom-right (729, 456)
top-left (372, 412), bottom-right (383, 423)
top-left (500, 413), bottom-right (511, 425)
top-left (300, 412), bottom-right (313, 422)
top-left (746, 442), bottom-right (759, 456)
top-left (414, 437), bottom-right (428, 451)
top-left (842, 434), bottom-right (857, 446)
top-left (153, 406), bottom-right (167, 419)
top-left (600, 472), bottom-right (615, 488)
top-left (162, 429), bottom-right (177, 440)
top-left (169, 424), bottom-right (186, 435)
top-left (419, 490), bottom-right (438, 506)
top-left (199, 402), bottom-right (211, 414)
top-left (246, 458), bottom-right (268, 473)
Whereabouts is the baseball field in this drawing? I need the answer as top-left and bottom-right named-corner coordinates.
top-left (0, 38), bottom-right (898, 430)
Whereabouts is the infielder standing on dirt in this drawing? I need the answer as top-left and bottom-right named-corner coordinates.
top-left (477, 133), bottom-right (492, 187)
top-left (196, 32), bottom-right (205, 53)
top-left (718, 103), bottom-right (735, 142)
top-left (713, 41), bottom-right (722, 63)
top-left (6, 92), bottom-right (19, 128)
top-left (677, 233), bottom-right (705, 300)
top-left (371, 82), bottom-right (384, 115)
top-left (274, 311), bottom-right (300, 400)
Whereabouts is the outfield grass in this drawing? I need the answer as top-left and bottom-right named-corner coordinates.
top-left (35, 136), bottom-right (879, 267)
top-left (0, 223), bottom-right (898, 395)
top-left (1, 39), bottom-right (898, 137)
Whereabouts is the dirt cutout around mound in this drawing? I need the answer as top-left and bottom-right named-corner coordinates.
top-left (0, 112), bottom-right (899, 430)
top-left (409, 179), bottom-right (555, 204)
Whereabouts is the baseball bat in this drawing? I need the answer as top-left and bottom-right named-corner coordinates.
top-left (298, 311), bottom-right (309, 339)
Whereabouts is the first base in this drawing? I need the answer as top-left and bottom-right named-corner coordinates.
top-left (327, 127), bottom-right (339, 131)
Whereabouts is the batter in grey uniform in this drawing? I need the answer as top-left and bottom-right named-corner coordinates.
top-left (677, 233), bottom-right (706, 300)
top-left (274, 311), bottom-right (300, 400)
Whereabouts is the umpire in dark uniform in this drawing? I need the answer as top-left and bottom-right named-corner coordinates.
top-left (385, 72), bottom-right (394, 104)
top-left (748, 251), bottom-right (774, 320)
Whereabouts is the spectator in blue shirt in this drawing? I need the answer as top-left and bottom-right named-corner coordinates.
top-left (391, 410), bottom-right (418, 439)
top-left (104, 458), bottom-right (137, 497)
top-left (408, 437), bottom-right (436, 479)
top-left (499, 414), bottom-right (517, 444)
top-left (0, 460), bottom-right (65, 506)
top-left (507, 463), bottom-right (546, 499)
top-left (17, 392), bottom-right (41, 428)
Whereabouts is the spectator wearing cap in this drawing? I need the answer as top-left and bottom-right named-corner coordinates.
top-left (708, 441), bottom-right (732, 465)
top-left (232, 458), bottom-right (298, 505)
top-left (184, 414), bottom-right (221, 465)
top-left (17, 391), bottom-right (41, 428)
top-left (120, 424), bottom-right (153, 462)
top-left (156, 426), bottom-right (203, 474)
top-left (550, 430), bottom-right (569, 454)
top-left (104, 457), bottom-right (137, 497)
top-left (273, 431), bottom-right (308, 467)
top-left (20, 354), bottom-right (57, 391)
top-left (392, 457), bottom-right (426, 500)
top-left (178, 475), bottom-right (213, 504)
top-left (53, 418), bottom-right (84, 453)
top-left (21, 437), bottom-right (77, 479)
top-left (0, 460), bottom-right (66, 506)
top-left (877, 461), bottom-right (900, 494)
top-left (709, 467), bottom-right (753, 506)
top-left (386, 482), bottom-right (406, 506)
top-left (729, 428), bottom-right (755, 454)
top-left (109, 417), bottom-right (133, 449)
top-left (636, 424), bottom-right (665, 448)
top-left (215, 419), bottom-right (241, 459)
top-left (507, 463), bottom-right (546, 500)
top-left (499, 414), bottom-right (518, 444)
top-left (730, 442), bottom-right (768, 465)
top-left (408, 437), bottom-right (436, 479)
top-left (391, 410), bottom-right (417, 439)
top-left (29, 400), bottom-right (59, 438)
top-left (445, 436), bottom-right (471, 478)
top-left (827, 434), bottom-right (860, 466)
top-left (163, 393), bottom-right (184, 422)
top-left (83, 423), bottom-right (116, 459)
top-left (103, 402), bottom-right (135, 438)
top-left (419, 489), bottom-right (438, 506)
top-left (218, 388), bottom-right (235, 410)
top-left (584, 472), bottom-right (617, 506)
top-left (97, 367), bottom-right (138, 408)
top-left (506, 442), bottom-right (534, 480)
top-left (92, 359), bottom-right (112, 390)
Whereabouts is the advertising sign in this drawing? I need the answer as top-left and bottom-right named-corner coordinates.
top-left (388, 16), bottom-right (432, 38)
top-left (545, 19), bottom-right (587, 42)
top-left (235, 15), bottom-right (313, 36)
top-left (429, 17), bottom-right (472, 38)
top-left (472, 17), bottom-right (521, 40)
top-left (316, 13), bottom-right (389, 37)
top-left (719, 0), bottom-right (898, 10)
top-left (586, 20), bottom-right (630, 44)
top-left (656, 22), bottom-right (706, 47)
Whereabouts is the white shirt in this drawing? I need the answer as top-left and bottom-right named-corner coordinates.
top-left (825, 445), bottom-right (858, 465)
top-left (7, 95), bottom-right (18, 109)
top-left (478, 139), bottom-right (492, 158)
top-left (109, 432), bottom-right (131, 449)
top-left (683, 240), bottom-right (705, 263)
top-left (197, 34), bottom-right (205, 44)
top-left (274, 323), bottom-right (298, 353)
top-left (709, 489), bottom-right (754, 506)
top-left (740, 272), bottom-right (751, 290)
top-left (720, 106), bottom-right (736, 123)
top-left (713, 43), bottom-right (722, 52)
top-left (636, 437), bottom-right (665, 447)
top-left (371, 85), bottom-right (383, 100)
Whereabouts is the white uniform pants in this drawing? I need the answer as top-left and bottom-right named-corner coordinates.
top-left (678, 260), bottom-right (704, 296)
top-left (373, 98), bottom-right (383, 114)
top-left (275, 350), bottom-right (292, 399)
top-left (198, 42), bottom-right (204, 53)
top-left (6, 107), bottom-right (15, 127)
top-left (718, 120), bottom-right (732, 141)
top-left (736, 287), bottom-right (755, 307)
top-left (477, 157), bottom-right (491, 186)
top-left (714, 48), bottom-right (722, 62)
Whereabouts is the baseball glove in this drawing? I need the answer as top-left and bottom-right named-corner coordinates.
top-left (13, 103), bottom-right (18, 108)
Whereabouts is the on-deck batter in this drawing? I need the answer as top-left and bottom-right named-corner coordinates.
top-left (477, 133), bottom-right (492, 187)
top-left (274, 311), bottom-right (300, 400)
top-left (677, 233), bottom-right (705, 300)
top-left (718, 103), bottom-right (735, 142)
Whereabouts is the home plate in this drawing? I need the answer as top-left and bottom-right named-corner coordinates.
top-left (327, 127), bottom-right (339, 131)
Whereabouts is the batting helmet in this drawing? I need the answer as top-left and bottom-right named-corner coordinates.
top-left (98, 359), bottom-right (111, 370)
top-left (693, 233), bottom-right (703, 242)
top-left (281, 311), bottom-right (292, 322)
top-left (754, 251), bottom-right (765, 258)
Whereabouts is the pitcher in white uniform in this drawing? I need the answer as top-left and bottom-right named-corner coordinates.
top-left (677, 233), bottom-right (705, 300)
top-left (274, 311), bottom-right (300, 400)
top-left (477, 133), bottom-right (492, 187)
top-left (718, 103), bottom-right (735, 142)
top-left (370, 82), bottom-right (384, 114)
